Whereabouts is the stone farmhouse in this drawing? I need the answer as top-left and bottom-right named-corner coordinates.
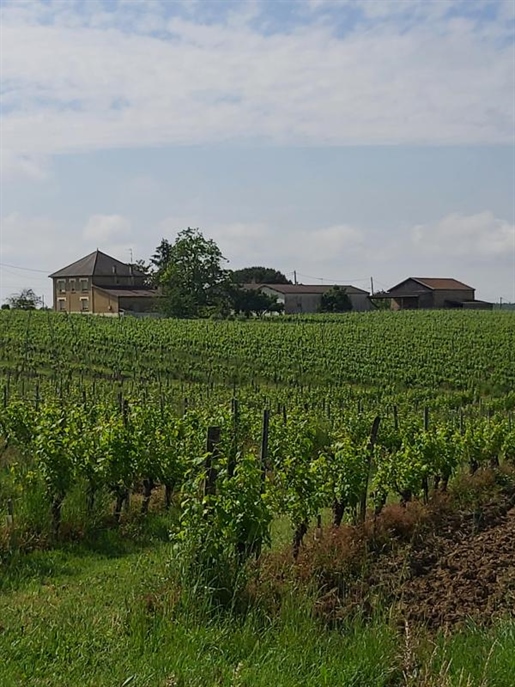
top-left (49, 250), bottom-right (157, 315)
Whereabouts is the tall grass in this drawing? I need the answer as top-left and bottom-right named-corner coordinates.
top-left (1, 534), bottom-right (514, 687)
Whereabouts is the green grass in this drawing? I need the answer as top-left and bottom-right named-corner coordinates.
top-left (1, 536), bottom-right (514, 687)
top-left (0, 542), bottom-right (397, 687)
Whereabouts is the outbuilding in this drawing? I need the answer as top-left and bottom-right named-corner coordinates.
top-left (246, 283), bottom-right (371, 314)
top-left (378, 278), bottom-right (492, 310)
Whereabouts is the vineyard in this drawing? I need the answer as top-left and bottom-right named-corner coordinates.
top-left (1, 309), bottom-right (514, 553)
top-left (1, 309), bottom-right (515, 685)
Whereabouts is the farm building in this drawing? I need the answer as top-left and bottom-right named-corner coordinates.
top-left (49, 250), bottom-right (158, 315)
top-left (245, 283), bottom-right (372, 314)
top-left (378, 278), bottom-right (492, 310)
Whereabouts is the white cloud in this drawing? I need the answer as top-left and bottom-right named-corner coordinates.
top-left (82, 214), bottom-right (132, 243)
top-left (348, 0), bottom-right (455, 21)
top-left (127, 175), bottom-right (162, 197)
top-left (3, 208), bottom-right (514, 305)
top-left (1, 212), bottom-right (59, 259)
top-left (0, 211), bottom-right (143, 303)
top-left (211, 222), bottom-right (273, 266)
top-left (412, 212), bottom-right (515, 259)
top-left (1, 212), bottom-right (134, 268)
top-left (0, 150), bottom-right (50, 182)
top-left (309, 0), bottom-right (514, 26)
top-left (155, 217), bottom-right (271, 266)
top-left (173, 213), bottom-right (514, 300)
top-left (0, 1), bottom-right (513, 159)
top-left (307, 224), bottom-right (364, 255)
top-left (156, 216), bottom-right (367, 273)
top-left (0, 213), bottom-right (66, 305)
top-left (214, 223), bottom-right (266, 242)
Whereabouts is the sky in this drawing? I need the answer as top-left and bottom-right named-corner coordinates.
top-left (1, 0), bottom-right (514, 305)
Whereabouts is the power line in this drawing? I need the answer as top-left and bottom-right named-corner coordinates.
top-left (293, 271), bottom-right (371, 284)
top-left (1, 266), bottom-right (35, 280)
top-left (372, 279), bottom-right (391, 290)
top-left (0, 266), bottom-right (50, 282)
top-left (0, 262), bottom-right (51, 274)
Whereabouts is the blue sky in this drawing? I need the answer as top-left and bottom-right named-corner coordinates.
top-left (1, 0), bottom-right (514, 304)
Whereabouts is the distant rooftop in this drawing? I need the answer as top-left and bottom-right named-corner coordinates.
top-left (49, 250), bottom-right (145, 279)
top-left (389, 277), bottom-right (474, 292)
top-left (245, 283), bottom-right (369, 295)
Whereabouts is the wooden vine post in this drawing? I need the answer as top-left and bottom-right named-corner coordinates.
top-left (228, 399), bottom-right (239, 478)
top-left (204, 426), bottom-right (221, 499)
top-left (254, 409), bottom-right (270, 559)
top-left (113, 397), bottom-right (131, 523)
top-left (260, 409), bottom-right (270, 485)
top-left (7, 498), bottom-right (14, 527)
top-left (359, 415), bottom-right (381, 523)
top-left (422, 407), bottom-right (430, 503)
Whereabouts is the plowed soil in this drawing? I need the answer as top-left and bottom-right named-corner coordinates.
top-left (291, 472), bottom-right (515, 630)
top-left (398, 505), bottom-right (515, 629)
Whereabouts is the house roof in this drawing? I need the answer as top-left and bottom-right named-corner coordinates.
top-left (49, 250), bottom-right (145, 279)
top-left (413, 278), bottom-right (474, 290)
top-left (406, 277), bottom-right (473, 291)
top-left (246, 283), bottom-right (369, 295)
top-left (93, 286), bottom-right (157, 299)
top-left (387, 277), bottom-right (474, 292)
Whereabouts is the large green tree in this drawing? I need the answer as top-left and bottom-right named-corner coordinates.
top-left (231, 266), bottom-right (291, 285)
top-left (150, 240), bottom-right (174, 282)
top-left (5, 288), bottom-right (42, 310)
top-left (153, 228), bottom-right (231, 318)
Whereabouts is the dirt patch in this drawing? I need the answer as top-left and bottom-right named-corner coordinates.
top-left (262, 469), bottom-right (515, 630)
top-left (398, 506), bottom-right (515, 629)
top-left (363, 493), bottom-right (515, 629)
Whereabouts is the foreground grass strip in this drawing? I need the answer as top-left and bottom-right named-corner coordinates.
top-left (0, 544), bottom-right (397, 687)
top-left (1, 542), bottom-right (514, 687)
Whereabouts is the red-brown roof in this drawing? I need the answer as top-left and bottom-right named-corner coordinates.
top-left (412, 278), bottom-right (474, 290)
top-left (245, 283), bottom-right (369, 295)
top-left (389, 277), bottom-right (474, 292)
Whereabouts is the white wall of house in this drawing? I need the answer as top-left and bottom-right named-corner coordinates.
top-left (261, 287), bottom-right (372, 314)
